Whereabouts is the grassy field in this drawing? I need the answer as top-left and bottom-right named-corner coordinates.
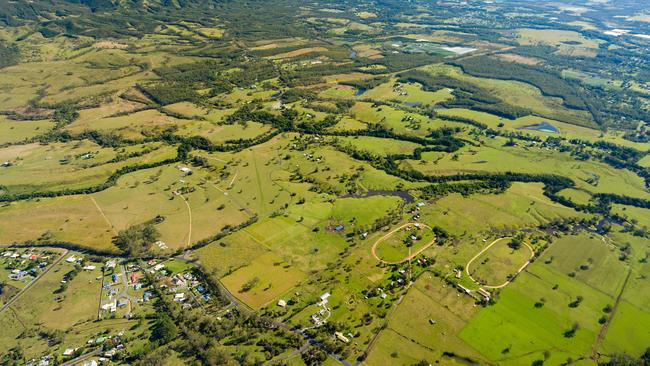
top-left (366, 274), bottom-right (484, 365)
top-left (0, 196), bottom-right (117, 250)
top-left (221, 251), bottom-right (307, 309)
top-left (419, 64), bottom-right (595, 127)
top-left (437, 109), bottom-right (650, 151)
top-left (335, 136), bottom-right (421, 156)
top-left (374, 224), bottom-right (435, 263)
top-left (0, 141), bottom-right (176, 194)
top-left (0, 117), bottom-right (54, 145)
top-left (404, 135), bottom-right (650, 200)
top-left (467, 238), bottom-right (533, 287)
top-left (514, 28), bottom-right (603, 58)
top-left (361, 79), bottom-right (454, 107)
top-left (460, 233), bottom-right (632, 365)
top-left (417, 183), bottom-right (590, 236)
top-left (65, 109), bottom-right (190, 140)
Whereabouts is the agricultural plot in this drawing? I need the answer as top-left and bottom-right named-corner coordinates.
top-left (514, 28), bottom-right (604, 57)
top-left (0, 141), bottom-right (176, 194)
top-left (373, 223), bottom-right (435, 264)
top-left (466, 237), bottom-right (533, 287)
top-left (1, 0), bottom-right (650, 364)
top-left (404, 136), bottom-right (650, 200)
top-left (0, 118), bottom-right (54, 145)
top-left (416, 183), bottom-right (589, 236)
top-left (365, 274), bottom-right (485, 365)
top-left (64, 109), bottom-right (191, 140)
top-left (419, 64), bottom-right (595, 127)
top-left (335, 136), bottom-right (421, 156)
top-left (361, 80), bottom-right (454, 107)
top-left (221, 252), bottom-right (307, 309)
top-left (461, 232), bottom-right (636, 365)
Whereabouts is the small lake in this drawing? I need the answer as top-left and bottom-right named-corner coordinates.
top-left (404, 102), bottom-right (422, 108)
top-left (349, 51), bottom-right (358, 58)
top-left (519, 121), bottom-right (559, 133)
top-left (355, 87), bottom-right (367, 96)
top-left (271, 92), bottom-right (282, 98)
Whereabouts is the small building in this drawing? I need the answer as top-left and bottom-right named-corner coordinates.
top-left (143, 291), bottom-right (152, 302)
top-left (117, 299), bottom-right (128, 307)
top-left (62, 349), bottom-right (75, 357)
top-left (153, 264), bottom-right (165, 271)
top-left (174, 293), bottom-right (186, 302)
top-left (106, 260), bottom-right (116, 269)
top-left (320, 293), bottom-right (331, 302)
top-left (66, 256), bottom-right (77, 263)
top-left (102, 301), bottom-right (116, 312)
top-left (129, 273), bottom-right (141, 283)
top-left (477, 288), bottom-right (491, 301)
top-left (277, 299), bottom-right (287, 307)
top-left (334, 331), bottom-right (350, 343)
top-left (177, 166), bottom-right (192, 173)
top-left (458, 284), bottom-right (471, 294)
top-left (83, 265), bottom-right (96, 271)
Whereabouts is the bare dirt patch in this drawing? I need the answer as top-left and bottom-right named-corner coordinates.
top-left (496, 53), bottom-right (542, 65)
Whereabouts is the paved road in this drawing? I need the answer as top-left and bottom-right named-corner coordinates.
top-left (0, 249), bottom-right (68, 314)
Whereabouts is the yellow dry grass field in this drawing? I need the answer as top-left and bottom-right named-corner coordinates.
top-left (269, 47), bottom-right (329, 59)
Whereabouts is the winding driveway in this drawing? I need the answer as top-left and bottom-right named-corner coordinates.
top-left (371, 223), bottom-right (436, 264)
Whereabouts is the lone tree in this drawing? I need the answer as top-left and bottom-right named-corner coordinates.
top-left (113, 223), bottom-right (160, 256)
top-left (509, 233), bottom-right (526, 250)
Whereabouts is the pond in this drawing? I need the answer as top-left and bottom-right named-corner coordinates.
top-left (355, 87), bottom-right (367, 96)
top-left (519, 121), bottom-right (559, 133)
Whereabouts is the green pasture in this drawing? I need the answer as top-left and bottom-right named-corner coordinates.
top-left (405, 135), bottom-right (650, 199)
top-left (361, 79), bottom-right (454, 106)
top-left (176, 120), bottom-right (272, 143)
top-left (335, 136), bottom-right (421, 156)
top-left (0, 141), bottom-right (177, 194)
top-left (419, 64), bottom-right (595, 127)
top-left (417, 183), bottom-right (589, 236)
top-left (374, 224), bottom-right (435, 263)
top-left (467, 238), bottom-right (532, 287)
top-left (65, 109), bottom-right (191, 140)
top-left (0, 118), bottom-right (54, 145)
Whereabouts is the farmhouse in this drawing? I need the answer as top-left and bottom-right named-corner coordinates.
top-left (102, 301), bottom-right (117, 312)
